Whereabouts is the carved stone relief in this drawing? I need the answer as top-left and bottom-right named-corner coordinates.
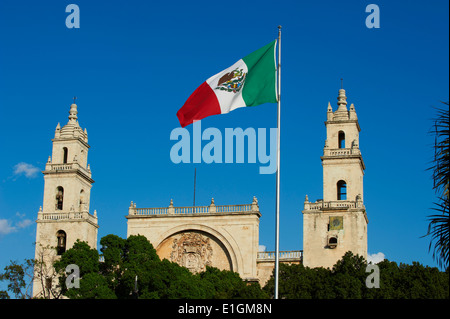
top-left (170, 232), bottom-right (213, 273)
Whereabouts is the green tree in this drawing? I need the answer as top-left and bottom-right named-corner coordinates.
top-left (263, 251), bottom-right (449, 299)
top-left (197, 266), bottom-right (268, 299)
top-left (0, 259), bottom-right (35, 299)
top-left (54, 240), bottom-right (100, 277)
top-left (264, 263), bottom-right (334, 299)
top-left (263, 252), bottom-right (367, 299)
top-left (64, 272), bottom-right (116, 299)
top-left (0, 291), bottom-right (9, 299)
top-left (100, 234), bottom-right (126, 268)
top-left (368, 259), bottom-right (401, 299)
top-left (99, 234), bottom-right (126, 292)
top-left (50, 234), bottom-right (268, 299)
top-left (157, 259), bottom-right (207, 299)
top-left (99, 234), bottom-right (209, 299)
top-left (100, 234), bottom-right (266, 299)
top-left (123, 234), bottom-right (160, 264)
top-left (331, 252), bottom-right (367, 299)
top-left (53, 239), bottom-right (115, 299)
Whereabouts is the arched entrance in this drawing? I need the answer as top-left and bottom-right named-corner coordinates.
top-left (155, 225), bottom-right (241, 274)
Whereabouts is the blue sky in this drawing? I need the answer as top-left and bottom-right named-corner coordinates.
top-left (0, 0), bottom-right (448, 281)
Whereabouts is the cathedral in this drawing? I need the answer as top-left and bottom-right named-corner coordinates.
top-left (32, 87), bottom-right (368, 297)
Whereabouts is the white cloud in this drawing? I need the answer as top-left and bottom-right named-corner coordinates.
top-left (367, 252), bottom-right (385, 264)
top-left (13, 162), bottom-right (39, 178)
top-left (0, 213), bottom-right (33, 236)
top-left (0, 219), bottom-right (17, 235)
top-left (258, 245), bottom-right (266, 252)
top-left (16, 219), bottom-right (33, 229)
top-left (16, 212), bottom-right (26, 218)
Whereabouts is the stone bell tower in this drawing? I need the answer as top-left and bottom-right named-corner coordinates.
top-left (302, 86), bottom-right (368, 269)
top-left (33, 100), bottom-right (98, 297)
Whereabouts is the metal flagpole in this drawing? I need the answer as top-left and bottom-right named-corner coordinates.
top-left (274, 25), bottom-right (281, 299)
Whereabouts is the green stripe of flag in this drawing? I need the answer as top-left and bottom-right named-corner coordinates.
top-left (242, 40), bottom-right (278, 107)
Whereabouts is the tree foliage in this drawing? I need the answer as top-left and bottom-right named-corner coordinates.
top-left (198, 266), bottom-right (268, 299)
top-left (51, 234), bottom-right (268, 299)
top-left (2, 240), bottom-right (448, 299)
top-left (263, 251), bottom-right (449, 299)
top-left (0, 259), bottom-right (34, 299)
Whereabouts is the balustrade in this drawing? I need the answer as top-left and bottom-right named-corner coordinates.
top-left (323, 148), bottom-right (361, 157)
top-left (45, 163), bottom-right (91, 176)
top-left (257, 250), bottom-right (303, 261)
top-left (132, 203), bottom-right (255, 216)
top-left (39, 211), bottom-right (96, 222)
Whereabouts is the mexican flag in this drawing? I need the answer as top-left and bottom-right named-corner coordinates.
top-left (177, 40), bottom-right (278, 127)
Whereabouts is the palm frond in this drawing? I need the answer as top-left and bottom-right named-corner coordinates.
top-left (426, 102), bottom-right (449, 269)
top-left (428, 102), bottom-right (449, 198)
top-left (424, 197), bottom-right (449, 269)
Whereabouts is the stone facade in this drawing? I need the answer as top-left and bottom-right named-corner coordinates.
top-left (33, 88), bottom-right (369, 295)
top-left (127, 198), bottom-right (262, 282)
top-left (302, 88), bottom-right (368, 269)
top-left (33, 102), bottom-right (98, 298)
top-left (126, 198), bottom-right (303, 285)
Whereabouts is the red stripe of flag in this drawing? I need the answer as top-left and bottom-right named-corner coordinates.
top-left (177, 82), bottom-right (221, 128)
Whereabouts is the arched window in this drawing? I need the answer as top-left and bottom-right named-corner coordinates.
top-left (79, 189), bottom-right (85, 211)
top-left (337, 180), bottom-right (347, 200)
top-left (56, 230), bottom-right (67, 255)
top-left (328, 236), bottom-right (338, 249)
top-left (338, 131), bottom-right (345, 149)
top-left (63, 147), bottom-right (68, 164)
top-left (56, 186), bottom-right (64, 210)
